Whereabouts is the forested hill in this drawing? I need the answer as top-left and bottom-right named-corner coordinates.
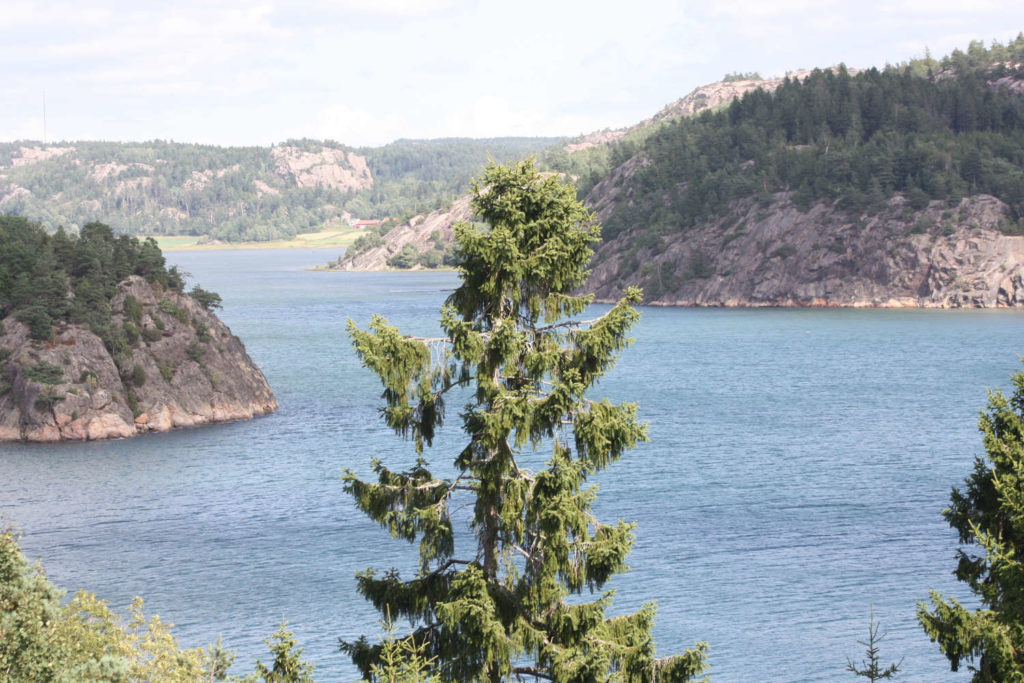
top-left (0, 215), bottom-right (276, 441)
top-left (0, 136), bottom-right (562, 242)
top-left (578, 36), bottom-right (1024, 306)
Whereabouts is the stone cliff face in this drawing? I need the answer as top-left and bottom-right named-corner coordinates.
top-left (584, 193), bottom-right (1024, 308)
top-left (0, 277), bottom-right (276, 442)
top-left (331, 196), bottom-right (474, 271)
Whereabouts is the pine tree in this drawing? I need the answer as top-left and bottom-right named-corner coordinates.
top-left (918, 368), bottom-right (1024, 681)
top-left (252, 622), bottom-right (315, 683)
top-left (342, 159), bottom-right (708, 682)
top-left (846, 607), bottom-right (902, 681)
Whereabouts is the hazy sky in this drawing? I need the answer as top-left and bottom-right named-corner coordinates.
top-left (3, 1), bottom-right (1023, 147)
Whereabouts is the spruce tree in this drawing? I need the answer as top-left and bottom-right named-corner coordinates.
top-left (918, 368), bottom-right (1024, 681)
top-left (342, 160), bottom-right (708, 682)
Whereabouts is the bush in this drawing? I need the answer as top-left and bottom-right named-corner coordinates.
top-left (131, 364), bottom-right (146, 387)
top-left (142, 327), bottom-right (163, 343)
top-left (16, 306), bottom-right (54, 341)
top-left (34, 388), bottom-right (64, 412)
top-left (908, 187), bottom-right (931, 210)
top-left (158, 298), bottom-right (189, 323)
top-left (23, 361), bottom-right (64, 385)
top-left (124, 295), bottom-right (143, 326)
top-left (189, 286), bottom-right (222, 312)
top-left (156, 361), bottom-right (176, 382)
top-left (187, 340), bottom-right (204, 362)
top-left (387, 244), bottom-right (420, 269)
top-left (123, 322), bottom-right (140, 347)
top-left (771, 243), bottom-right (798, 259)
top-left (419, 249), bottom-right (443, 269)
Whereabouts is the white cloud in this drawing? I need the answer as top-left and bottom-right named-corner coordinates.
top-left (286, 104), bottom-right (411, 147)
top-left (0, 116), bottom-right (44, 142)
top-left (437, 95), bottom-right (609, 140)
top-left (332, 0), bottom-right (458, 18)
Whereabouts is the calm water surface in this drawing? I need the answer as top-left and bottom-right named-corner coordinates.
top-left (3, 248), bottom-right (1023, 681)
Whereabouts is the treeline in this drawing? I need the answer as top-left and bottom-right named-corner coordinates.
top-left (0, 140), bottom-right (347, 242)
top-left (590, 36), bottom-right (1024, 241)
top-left (358, 136), bottom-right (565, 217)
top-left (0, 137), bottom-right (562, 243)
top-left (0, 215), bottom-right (202, 347)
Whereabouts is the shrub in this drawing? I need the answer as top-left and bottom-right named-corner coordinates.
top-left (124, 295), bottom-right (143, 325)
top-left (156, 361), bottom-right (176, 382)
top-left (771, 243), bottom-right (798, 259)
top-left (16, 306), bottom-right (54, 341)
top-left (387, 244), bottom-right (420, 269)
top-left (131, 364), bottom-right (146, 388)
top-left (123, 322), bottom-right (139, 347)
top-left (189, 286), bottom-right (222, 312)
top-left (125, 389), bottom-right (140, 417)
top-left (34, 388), bottom-right (64, 411)
top-left (158, 298), bottom-right (189, 323)
top-left (23, 361), bottom-right (64, 385)
top-left (186, 340), bottom-right (204, 362)
top-left (142, 327), bottom-right (163, 343)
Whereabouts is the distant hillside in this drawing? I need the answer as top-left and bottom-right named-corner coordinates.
top-left (333, 37), bottom-right (1024, 308)
top-left (0, 136), bottom-right (562, 242)
top-left (581, 36), bottom-right (1024, 306)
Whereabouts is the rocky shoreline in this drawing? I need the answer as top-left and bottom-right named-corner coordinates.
top-left (0, 276), bottom-right (276, 443)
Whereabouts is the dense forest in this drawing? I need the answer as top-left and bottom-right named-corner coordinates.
top-left (0, 215), bottom-right (212, 349)
top-left (0, 137), bottom-right (561, 242)
top-left (580, 37), bottom-right (1024, 242)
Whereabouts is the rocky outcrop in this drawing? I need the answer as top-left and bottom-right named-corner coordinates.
top-left (0, 277), bottom-right (276, 442)
top-left (330, 195), bottom-right (475, 271)
top-left (270, 145), bottom-right (373, 192)
top-left (584, 193), bottom-right (1024, 308)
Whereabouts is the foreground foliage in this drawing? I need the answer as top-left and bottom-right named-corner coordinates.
top-left (342, 160), bottom-right (708, 681)
top-left (919, 368), bottom-right (1024, 680)
top-left (0, 525), bottom-right (314, 682)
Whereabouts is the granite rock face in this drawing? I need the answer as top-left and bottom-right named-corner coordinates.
top-left (330, 195), bottom-right (474, 271)
top-left (0, 277), bottom-right (276, 442)
top-left (584, 193), bottom-right (1024, 308)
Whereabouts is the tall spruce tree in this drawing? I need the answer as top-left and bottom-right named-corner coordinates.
top-left (919, 368), bottom-right (1024, 681)
top-left (342, 160), bottom-right (708, 682)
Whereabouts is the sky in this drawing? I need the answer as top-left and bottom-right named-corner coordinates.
top-left (2, 0), bottom-right (1023, 148)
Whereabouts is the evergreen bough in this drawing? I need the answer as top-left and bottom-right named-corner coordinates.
top-left (342, 160), bottom-right (708, 682)
top-left (919, 368), bottom-right (1024, 680)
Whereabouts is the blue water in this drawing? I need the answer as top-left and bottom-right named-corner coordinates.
top-left (3, 248), bottom-right (1023, 681)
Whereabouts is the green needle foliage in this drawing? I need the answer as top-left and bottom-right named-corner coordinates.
top-left (342, 159), bottom-right (708, 682)
top-left (846, 607), bottom-right (902, 681)
top-left (919, 368), bottom-right (1024, 681)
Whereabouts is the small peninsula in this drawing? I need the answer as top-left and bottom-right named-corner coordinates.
top-left (0, 216), bottom-right (276, 442)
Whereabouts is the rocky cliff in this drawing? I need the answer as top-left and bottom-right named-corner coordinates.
top-left (584, 193), bottom-right (1024, 308)
top-left (0, 277), bottom-right (276, 442)
top-left (329, 196), bottom-right (474, 271)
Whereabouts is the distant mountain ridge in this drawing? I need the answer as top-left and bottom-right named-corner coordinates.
top-left (0, 136), bottom-right (563, 243)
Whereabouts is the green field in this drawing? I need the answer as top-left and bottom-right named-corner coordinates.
top-left (156, 227), bottom-right (362, 252)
